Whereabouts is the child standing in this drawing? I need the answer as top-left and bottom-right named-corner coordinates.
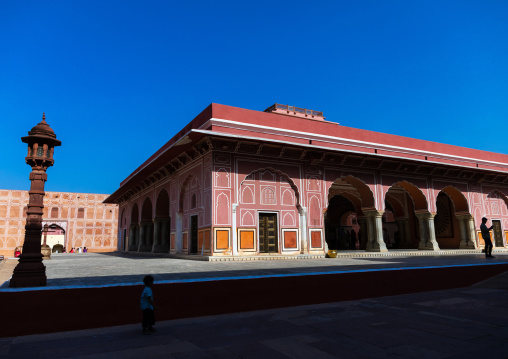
top-left (140, 275), bottom-right (156, 335)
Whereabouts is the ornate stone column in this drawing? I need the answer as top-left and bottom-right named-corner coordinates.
top-left (146, 222), bottom-right (153, 252)
top-left (467, 216), bottom-right (478, 249)
top-left (128, 225), bottom-right (136, 251)
top-left (457, 214), bottom-right (469, 249)
top-left (161, 219), bottom-right (169, 252)
top-left (176, 212), bottom-right (183, 253)
top-left (152, 218), bottom-right (161, 253)
top-left (364, 210), bottom-right (388, 252)
top-left (416, 213), bottom-right (439, 250)
top-left (138, 222), bottom-right (146, 252)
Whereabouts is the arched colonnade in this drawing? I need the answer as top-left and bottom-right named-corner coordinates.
top-left (324, 176), bottom-right (503, 252)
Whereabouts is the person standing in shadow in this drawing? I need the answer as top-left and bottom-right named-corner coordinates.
top-left (480, 217), bottom-right (495, 258)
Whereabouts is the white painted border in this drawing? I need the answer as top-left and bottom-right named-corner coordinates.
top-left (309, 228), bottom-right (324, 250)
top-left (282, 228), bottom-right (300, 252)
top-left (213, 227), bottom-right (231, 253)
top-left (237, 228), bottom-right (257, 253)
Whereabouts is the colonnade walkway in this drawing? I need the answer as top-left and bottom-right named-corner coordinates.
top-left (2, 269), bottom-right (508, 358)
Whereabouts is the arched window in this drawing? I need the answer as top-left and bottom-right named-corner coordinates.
top-left (77, 208), bottom-right (85, 218)
top-left (261, 187), bottom-right (276, 204)
top-left (51, 207), bottom-right (59, 218)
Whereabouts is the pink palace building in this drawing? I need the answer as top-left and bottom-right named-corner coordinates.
top-left (104, 103), bottom-right (508, 258)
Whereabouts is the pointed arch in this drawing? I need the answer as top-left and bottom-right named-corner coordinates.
top-left (440, 185), bottom-right (469, 214)
top-left (156, 188), bottom-right (170, 218)
top-left (240, 167), bottom-right (301, 208)
top-left (390, 180), bottom-right (428, 212)
top-left (216, 192), bottom-right (230, 225)
top-left (486, 190), bottom-right (508, 217)
top-left (131, 203), bottom-right (139, 224)
top-left (328, 175), bottom-right (375, 210)
top-left (241, 185), bottom-right (254, 204)
top-left (283, 212), bottom-right (295, 226)
top-left (180, 174), bottom-right (199, 213)
top-left (241, 211), bottom-right (255, 226)
top-left (141, 197), bottom-right (153, 221)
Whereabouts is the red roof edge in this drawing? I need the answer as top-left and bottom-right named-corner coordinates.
top-left (119, 103), bottom-right (214, 187)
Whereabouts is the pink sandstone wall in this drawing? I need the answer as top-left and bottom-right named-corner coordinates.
top-left (0, 190), bottom-right (118, 258)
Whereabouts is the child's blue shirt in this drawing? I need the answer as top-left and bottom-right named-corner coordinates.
top-left (140, 286), bottom-right (153, 310)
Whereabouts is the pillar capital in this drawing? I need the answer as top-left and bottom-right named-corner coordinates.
top-left (455, 213), bottom-right (472, 220)
top-left (363, 209), bottom-right (384, 218)
top-left (415, 212), bottom-right (435, 220)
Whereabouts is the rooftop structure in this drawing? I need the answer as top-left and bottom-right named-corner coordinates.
top-left (105, 103), bottom-right (508, 258)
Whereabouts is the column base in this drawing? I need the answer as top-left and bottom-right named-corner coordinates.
top-left (152, 245), bottom-right (163, 253)
top-left (138, 245), bottom-right (150, 252)
top-left (366, 247), bottom-right (389, 252)
top-left (10, 260), bottom-right (47, 288)
top-left (459, 241), bottom-right (476, 249)
top-left (419, 242), bottom-right (440, 250)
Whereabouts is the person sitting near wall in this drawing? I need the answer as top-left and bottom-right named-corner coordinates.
top-left (83, 247), bottom-right (88, 253)
top-left (70, 247), bottom-right (75, 253)
top-left (14, 247), bottom-right (21, 258)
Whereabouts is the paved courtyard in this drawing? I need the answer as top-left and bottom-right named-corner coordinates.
top-left (2, 251), bottom-right (508, 289)
top-left (2, 271), bottom-right (508, 358)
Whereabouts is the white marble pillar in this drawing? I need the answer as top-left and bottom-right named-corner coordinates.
top-left (299, 207), bottom-right (308, 254)
top-left (232, 204), bottom-right (238, 256)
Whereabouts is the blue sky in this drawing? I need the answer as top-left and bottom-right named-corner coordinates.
top-left (1, 1), bottom-right (507, 194)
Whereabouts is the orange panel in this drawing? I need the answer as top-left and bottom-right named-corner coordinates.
top-left (198, 230), bottom-right (204, 251)
top-left (478, 231), bottom-right (485, 246)
top-left (284, 231), bottom-right (297, 248)
top-left (204, 229), bottom-right (211, 250)
top-left (216, 230), bottom-right (229, 249)
top-left (240, 231), bottom-right (254, 249)
top-left (170, 233), bottom-right (175, 249)
top-left (183, 233), bottom-right (188, 250)
top-left (311, 231), bottom-right (322, 248)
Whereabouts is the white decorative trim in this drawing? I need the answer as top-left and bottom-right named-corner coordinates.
top-left (282, 228), bottom-right (299, 252)
top-left (309, 228), bottom-right (324, 250)
top-left (213, 227), bottom-right (231, 253)
top-left (237, 228), bottom-right (257, 253)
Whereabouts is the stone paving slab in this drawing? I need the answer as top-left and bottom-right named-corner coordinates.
top-left (2, 281), bottom-right (508, 358)
top-left (2, 252), bottom-right (508, 289)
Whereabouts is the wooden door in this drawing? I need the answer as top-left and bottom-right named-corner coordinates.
top-left (190, 215), bottom-right (198, 254)
top-left (492, 220), bottom-right (504, 247)
top-left (259, 213), bottom-right (278, 253)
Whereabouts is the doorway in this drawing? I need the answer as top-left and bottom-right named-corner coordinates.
top-left (492, 220), bottom-right (504, 247)
top-left (259, 213), bottom-right (278, 253)
top-left (190, 215), bottom-right (198, 254)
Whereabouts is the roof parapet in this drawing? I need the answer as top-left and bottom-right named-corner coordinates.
top-left (264, 103), bottom-right (326, 121)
